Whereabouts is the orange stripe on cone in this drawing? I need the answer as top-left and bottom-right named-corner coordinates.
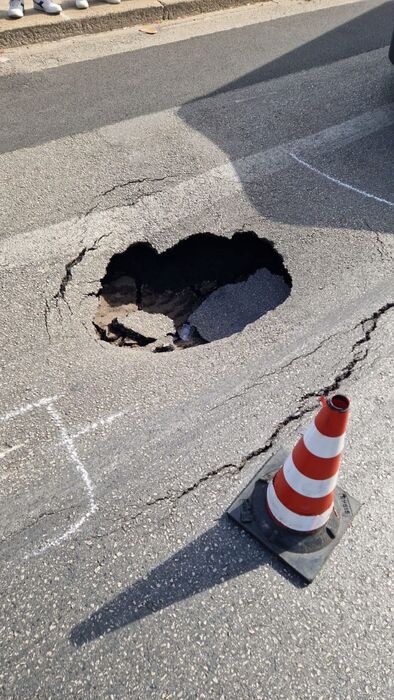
top-left (273, 470), bottom-right (334, 516)
top-left (292, 439), bottom-right (342, 479)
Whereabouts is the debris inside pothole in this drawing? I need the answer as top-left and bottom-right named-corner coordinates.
top-left (94, 231), bottom-right (291, 352)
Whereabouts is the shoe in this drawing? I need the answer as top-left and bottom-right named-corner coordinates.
top-left (75, 0), bottom-right (89, 7)
top-left (33, 0), bottom-right (62, 14)
top-left (102, 0), bottom-right (121, 4)
top-left (8, 0), bottom-right (24, 18)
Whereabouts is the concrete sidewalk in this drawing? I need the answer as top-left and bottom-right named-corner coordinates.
top-left (0, 0), bottom-right (264, 47)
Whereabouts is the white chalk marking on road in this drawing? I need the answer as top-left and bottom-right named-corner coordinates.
top-left (70, 411), bottom-right (125, 440)
top-left (1, 406), bottom-right (124, 455)
top-left (26, 401), bottom-right (97, 559)
top-left (287, 151), bottom-right (394, 207)
top-left (0, 395), bottom-right (59, 424)
top-left (0, 397), bottom-right (120, 556)
top-left (0, 443), bottom-right (24, 460)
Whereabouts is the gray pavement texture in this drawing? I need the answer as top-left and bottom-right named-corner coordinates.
top-left (0, 0), bottom-right (393, 698)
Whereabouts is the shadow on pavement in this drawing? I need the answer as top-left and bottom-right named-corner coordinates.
top-left (1, 1), bottom-right (392, 157)
top-left (179, 1), bottom-right (394, 234)
top-left (209, 0), bottom-right (394, 94)
top-left (70, 516), bottom-right (306, 647)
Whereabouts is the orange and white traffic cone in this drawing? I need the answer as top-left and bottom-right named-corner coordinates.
top-left (266, 394), bottom-right (350, 533)
top-left (227, 393), bottom-right (360, 582)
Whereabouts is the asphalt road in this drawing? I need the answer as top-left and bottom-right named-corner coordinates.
top-left (0, 0), bottom-right (393, 698)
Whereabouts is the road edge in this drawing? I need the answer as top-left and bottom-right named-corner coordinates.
top-left (0, 0), bottom-right (267, 48)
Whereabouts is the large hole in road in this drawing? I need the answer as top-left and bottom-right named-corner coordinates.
top-left (94, 231), bottom-right (291, 352)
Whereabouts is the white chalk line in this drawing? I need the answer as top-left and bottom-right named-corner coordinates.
top-left (0, 443), bottom-right (25, 460)
top-left (1, 408), bottom-right (125, 459)
top-left (69, 411), bottom-right (125, 440)
top-left (0, 395), bottom-right (98, 558)
top-left (0, 395), bottom-right (59, 424)
top-left (0, 398), bottom-right (124, 557)
top-left (25, 401), bottom-right (98, 559)
top-left (287, 151), bottom-right (394, 207)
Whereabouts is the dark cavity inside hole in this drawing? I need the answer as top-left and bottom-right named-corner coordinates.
top-left (94, 231), bottom-right (292, 352)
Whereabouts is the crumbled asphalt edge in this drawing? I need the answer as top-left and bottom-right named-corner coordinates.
top-left (90, 229), bottom-right (291, 348)
top-left (53, 233), bottom-right (112, 307)
top-left (44, 174), bottom-right (184, 339)
top-left (44, 233), bottom-right (110, 340)
top-left (45, 188), bottom-right (391, 342)
top-left (87, 302), bottom-right (393, 541)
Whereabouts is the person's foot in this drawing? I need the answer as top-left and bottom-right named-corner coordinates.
top-left (102, 0), bottom-right (121, 4)
top-left (8, 0), bottom-right (24, 18)
top-left (75, 0), bottom-right (89, 7)
top-left (33, 0), bottom-right (62, 14)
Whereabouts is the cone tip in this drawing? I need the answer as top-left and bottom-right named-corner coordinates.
top-left (327, 394), bottom-right (350, 413)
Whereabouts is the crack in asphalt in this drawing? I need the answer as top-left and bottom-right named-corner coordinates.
top-left (375, 232), bottom-right (394, 262)
top-left (212, 302), bottom-right (394, 411)
top-left (84, 174), bottom-right (179, 218)
top-left (78, 185), bottom-right (168, 233)
top-left (53, 233), bottom-right (111, 307)
top-left (87, 301), bottom-right (393, 541)
top-left (1, 504), bottom-right (82, 545)
top-left (208, 326), bottom-right (348, 413)
top-left (46, 175), bottom-right (182, 323)
top-left (362, 218), bottom-right (393, 262)
top-left (375, 232), bottom-right (385, 261)
top-left (43, 298), bottom-right (52, 342)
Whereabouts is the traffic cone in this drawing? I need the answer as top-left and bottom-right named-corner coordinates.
top-left (266, 395), bottom-right (350, 533)
top-left (227, 393), bottom-right (361, 582)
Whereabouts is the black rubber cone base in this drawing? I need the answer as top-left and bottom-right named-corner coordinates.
top-left (227, 448), bottom-right (361, 582)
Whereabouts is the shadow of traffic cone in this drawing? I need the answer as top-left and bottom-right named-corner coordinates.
top-left (227, 393), bottom-right (361, 582)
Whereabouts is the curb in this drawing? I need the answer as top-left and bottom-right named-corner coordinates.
top-left (0, 0), bottom-right (265, 48)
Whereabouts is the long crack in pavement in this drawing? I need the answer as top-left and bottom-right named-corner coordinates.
top-left (84, 173), bottom-right (184, 218)
top-left (0, 504), bottom-right (83, 545)
top-left (86, 301), bottom-right (394, 542)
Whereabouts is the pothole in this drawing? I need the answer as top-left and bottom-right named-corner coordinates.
top-left (94, 231), bottom-right (291, 352)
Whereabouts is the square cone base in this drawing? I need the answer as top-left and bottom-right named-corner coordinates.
top-left (227, 448), bottom-right (361, 582)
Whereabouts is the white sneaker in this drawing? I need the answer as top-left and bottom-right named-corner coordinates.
top-left (8, 0), bottom-right (24, 18)
top-left (102, 0), bottom-right (121, 4)
top-left (75, 0), bottom-right (89, 7)
top-left (33, 0), bottom-right (62, 14)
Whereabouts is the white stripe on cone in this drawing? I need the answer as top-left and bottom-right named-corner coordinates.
top-left (303, 421), bottom-right (346, 458)
top-left (266, 481), bottom-right (333, 532)
top-left (283, 454), bottom-right (339, 498)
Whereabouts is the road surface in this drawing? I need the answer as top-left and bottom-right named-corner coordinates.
top-left (0, 0), bottom-right (393, 697)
